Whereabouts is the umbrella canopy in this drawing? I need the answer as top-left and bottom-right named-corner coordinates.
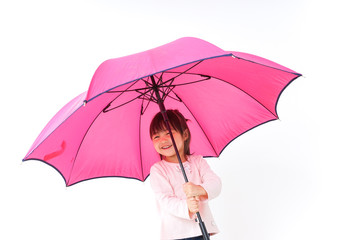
top-left (23, 37), bottom-right (301, 186)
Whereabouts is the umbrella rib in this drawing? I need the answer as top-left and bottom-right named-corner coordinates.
top-left (138, 105), bottom-right (145, 181)
top-left (163, 76), bottom-right (211, 88)
top-left (67, 108), bottom-right (104, 186)
top-left (158, 61), bottom-right (204, 87)
top-left (163, 92), bottom-right (182, 102)
top-left (103, 89), bottom-right (153, 113)
top-left (158, 85), bottom-right (174, 102)
top-left (155, 76), bottom-right (210, 103)
top-left (173, 91), bottom-right (219, 157)
top-left (141, 92), bottom-right (152, 115)
top-left (149, 61), bottom-right (203, 91)
top-left (154, 74), bottom-right (211, 103)
top-left (107, 78), bottom-right (209, 94)
top-left (67, 86), bottom-right (145, 184)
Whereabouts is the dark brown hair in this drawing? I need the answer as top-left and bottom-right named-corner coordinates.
top-left (149, 109), bottom-right (191, 155)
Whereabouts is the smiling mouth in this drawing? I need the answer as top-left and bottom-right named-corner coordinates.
top-left (161, 145), bottom-right (172, 150)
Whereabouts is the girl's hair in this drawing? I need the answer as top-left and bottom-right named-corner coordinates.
top-left (149, 109), bottom-right (191, 156)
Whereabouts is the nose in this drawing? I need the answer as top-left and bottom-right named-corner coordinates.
top-left (159, 135), bottom-right (167, 142)
top-left (159, 134), bottom-right (170, 142)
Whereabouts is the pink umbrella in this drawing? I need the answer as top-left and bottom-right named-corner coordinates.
top-left (23, 37), bottom-right (301, 238)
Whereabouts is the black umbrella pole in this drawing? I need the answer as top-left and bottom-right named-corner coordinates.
top-left (151, 76), bottom-right (210, 240)
top-left (159, 104), bottom-right (210, 240)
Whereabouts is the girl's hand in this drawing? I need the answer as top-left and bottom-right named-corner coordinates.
top-left (187, 196), bottom-right (200, 214)
top-left (183, 182), bottom-right (208, 199)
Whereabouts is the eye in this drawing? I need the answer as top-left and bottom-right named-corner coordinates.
top-left (152, 135), bottom-right (159, 140)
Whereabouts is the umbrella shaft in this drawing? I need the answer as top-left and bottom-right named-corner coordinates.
top-left (150, 75), bottom-right (189, 182)
top-left (160, 106), bottom-right (189, 182)
top-left (151, 75), bottom-right (210, 240)
top-left (158, 97), bottom-right (210, 240)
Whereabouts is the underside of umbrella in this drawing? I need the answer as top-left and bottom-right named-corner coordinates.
top-left (23, 37), bottom-right (301, 187)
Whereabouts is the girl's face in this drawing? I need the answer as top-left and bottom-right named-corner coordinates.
top-left (151, 128), bottom-right (188, 162)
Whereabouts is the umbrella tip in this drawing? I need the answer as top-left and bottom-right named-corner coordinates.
top-left (83, 100), bottom-right (87, 107)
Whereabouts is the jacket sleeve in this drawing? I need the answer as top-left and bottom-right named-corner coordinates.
top-left (150, 164), bottom-right (193, 220)
top-left (198, 156), bottom-right (222, 200)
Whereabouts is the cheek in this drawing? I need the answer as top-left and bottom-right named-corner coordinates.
top-left (152, 140), bottom-right (160, 150)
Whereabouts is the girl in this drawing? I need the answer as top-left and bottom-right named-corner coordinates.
top-left (149, 109), bottom-right (221, 240)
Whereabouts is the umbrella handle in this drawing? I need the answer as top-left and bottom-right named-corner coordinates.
top-left (196, 212), bottom-right (210, 239)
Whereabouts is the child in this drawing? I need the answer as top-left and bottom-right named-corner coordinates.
top-left (149, 109), bottom-right (221, 240)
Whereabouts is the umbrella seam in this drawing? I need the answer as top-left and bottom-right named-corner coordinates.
top-left (67, 99), bottom-right (116, 186)
top-left (232, 55), bottom-right (302, 76)
top-left (139, 103), bottom-right (145, 181)
top-left (231, 56), bottom-right (303, 117)
top-left (171, 89), bottom-right (219, 157)
top-left (210, 75), bottom-right (280, 119)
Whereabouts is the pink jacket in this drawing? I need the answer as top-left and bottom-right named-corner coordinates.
top-left (150, 155), bottom-right (221, 239)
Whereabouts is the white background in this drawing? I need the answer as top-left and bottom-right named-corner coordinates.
top-left (1, 0), bottom-right (359, 239)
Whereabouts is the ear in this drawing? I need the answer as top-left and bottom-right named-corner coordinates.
top-left (183, 129), bottom-right (189, 141)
